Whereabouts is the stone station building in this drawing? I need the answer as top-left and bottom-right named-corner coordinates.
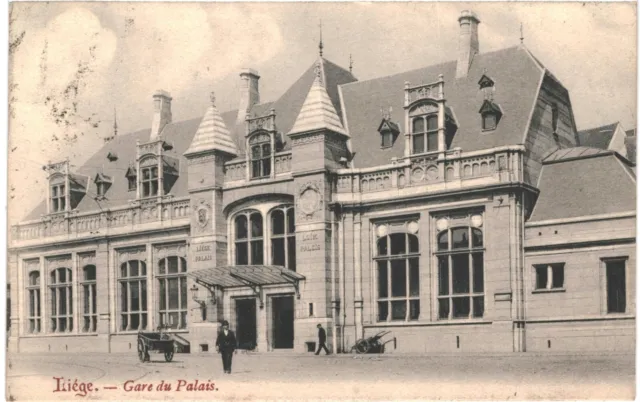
top-left (8, 11), bottom-right (635, 354)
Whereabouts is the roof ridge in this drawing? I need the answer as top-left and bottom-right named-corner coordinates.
top-left (341, 45), bottom-right (523, 88)
top-left (577, 121), bottom-right (619, 133)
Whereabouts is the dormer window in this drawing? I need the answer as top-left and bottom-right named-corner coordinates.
top-left (479, 100), bottom-right (503, 132)
top-left (51, 184), bottom-right (66, 212)
top-left (250, 137), bottom-right (271, 179)
top-left (125, 166), bottom-right (137, 192)
top-left (378, 116), bottom-right (400, 149)
top-left (141, 166), bottom-right (159, 197)
top-left (412, 114), bottom-right (438, 153)
top-left (94, 173), bottom-right (112, 198)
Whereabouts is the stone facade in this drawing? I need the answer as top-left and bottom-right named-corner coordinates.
top-left (8, 10), bottom-right (635, 355)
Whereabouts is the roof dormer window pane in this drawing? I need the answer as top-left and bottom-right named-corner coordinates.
top-left (141, 166), bottom-right (159, 197)
top-left (482, 113), bottom-right (497, 131)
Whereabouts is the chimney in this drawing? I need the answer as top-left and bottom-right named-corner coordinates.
top-left (150, 90), bottom-right (172, 140)
top-left (236, 69), bottom-right (260, 125)
top-left (456, 10), bottom-right (480, 79)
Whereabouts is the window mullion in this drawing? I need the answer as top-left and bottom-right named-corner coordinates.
top-left (468, 252), bottom-right (473, 319)
top-left (448, 254), bottom-right (453, 320)
top-left (547, 265), bottom-right (553, 290)
top-left (387, 261), bottom-right (391, 323)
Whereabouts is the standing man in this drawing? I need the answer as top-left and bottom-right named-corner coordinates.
top-left (215, 320), bottom-right (237, 374)
top-left (315, 324), bottom-right (330, 355)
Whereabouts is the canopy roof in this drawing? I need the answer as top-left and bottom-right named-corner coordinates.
top-left (188, 265), bottom-right (305, 289)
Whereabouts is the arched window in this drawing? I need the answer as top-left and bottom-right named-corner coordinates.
top-left (375, 227), bottom-right (420, 322)
top-left (412, 114), bottom-right (438, 154)
top-left (270, 206), bottom-right (296, 271)
top-left (157, 256), bottom-right (188, 329)
top-left (50, 267), bottom-right (72, 332)
top-left (235, 211), bottom-right (264, 265)
top-left (436, 217), bottom-right (484, 320)
top-left (27, 271), bottom-right (41, 334)
top-left (119, 260), bottom-right (147, 331)
top-left (81, 265), bottom-right (97, 332)
top-left (141, 166), bottom-right (159, 197)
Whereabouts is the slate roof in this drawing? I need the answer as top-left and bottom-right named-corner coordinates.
top-left (577, 122), bottom-right (618, 150)
top-left (340, 45), bottom-right (545, 168)
top-left (529, 148), bottom-right (636, 222)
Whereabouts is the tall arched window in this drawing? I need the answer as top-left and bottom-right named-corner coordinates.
top-left (436, 216), bottom-right (484, 320)
top-left (50, 267), bottom-right (72, 332)
top-left (235, 211), bottom-right (264, 265)
top-left (81, 265), bottom-right (97, 332)
top-left (27, 271), bottom-right (41, 334)
top-left (271, 206), bottom-right (296, 271)
top-left (119, 260), bottom-right (147, 331)
top-left (412, 114), bottom-right (438, 154)
top-left (157, 256), bottom-right (187, 329)
top-left (375, 224), bottom-right (420, 322)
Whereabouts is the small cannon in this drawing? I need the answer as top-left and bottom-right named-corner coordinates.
top-left (351, 331), bottom-right (396, 354)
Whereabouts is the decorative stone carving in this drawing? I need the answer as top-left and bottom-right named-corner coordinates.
top-left (408, 103), bottom-right (438, 117)
top-left (118, 247), bottom-right (146, 263)
top-left (291, 133), bottom-right (324, 146)
top-left (46, 255), bottom-right (72, 270)
top-left (78, 252), bottom-right (96, 266)
top-left (154, 242), bottom-right (187, 260)
top-left (297, 180), bottom-right (323, 220)
top-left (187, 154), bottom-right (216, 166)
top-left (140, 156), bottom-right (158, 167)
top-left (248, 132), bottom-right (270, 144)
top-left (193, 199), bottom-right (212, 233)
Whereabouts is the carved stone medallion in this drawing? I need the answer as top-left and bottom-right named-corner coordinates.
top-left (297, 181), bottom-right (323, 218)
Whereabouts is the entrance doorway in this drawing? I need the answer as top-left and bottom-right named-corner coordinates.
top-left (235, 298), bottom-right (257, 350)
top-left (272, 296), bottom-right (294, 349)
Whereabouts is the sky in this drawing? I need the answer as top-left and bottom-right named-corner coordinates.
top-left (7, 2), bottom-right (637, 222)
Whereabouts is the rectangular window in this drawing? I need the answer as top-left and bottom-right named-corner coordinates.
top-left (49, 268), bottom-right (73, 333)
top-left (27, 271), bottom-right (41, 334)
top-left (81, 265), bottom-right (97, 332)
top-left (51, 184), bottom-right (66, 212)
top-left (157, 256), bottom-right (187, 329)
top-left (251, 143), bottom-right (271, 179)
top-left (141, 167), bottom-right (159, 197)
top-left (606, 260), bottom-right (626, 313)
top-left (435, 217), bottom-right (485, 320)
top-left (534, 263), bottom-right (564, 290)
top-left (381, 131), bottom-right (393, 148)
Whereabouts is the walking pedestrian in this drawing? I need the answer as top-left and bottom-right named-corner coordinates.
top-left (315, 323), bottom-right (330, 355)
top-left (215, 320), bottom-right (237, 374)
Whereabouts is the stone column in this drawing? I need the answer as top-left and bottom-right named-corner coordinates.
top-left (96, 243), bottom-right (111, 352)
top-left (257, 300), bottom-right (268, 352)
top-left (354, 211), bottom-right (363, 340)
top-left (8, 253), bottom-right (19, 352)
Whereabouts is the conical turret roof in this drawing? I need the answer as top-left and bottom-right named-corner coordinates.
top-left (184, 93), bottom-right (238, 157)
top-left (288, 59), bottom-right (349, 137)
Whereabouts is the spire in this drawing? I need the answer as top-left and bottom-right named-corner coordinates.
top-left (520, 23), bottom-right (524, 44)
top-left (349, 54), bottom-right (353, 74)
top-left (184, 91), bottom-right (238, 157)
top-left (113, 107), bottom-right (118, 137)
top-left (318, 20), bottom-right (324, 57)
top-left (288, 59), bottom-right (348, 137)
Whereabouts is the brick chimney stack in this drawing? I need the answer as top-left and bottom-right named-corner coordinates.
top-left (456, 10), bottom-right (480, 79)
top-left (236, 69), bottom-right (260, 125)
top-left (150, 90), bottom-right (172, 140)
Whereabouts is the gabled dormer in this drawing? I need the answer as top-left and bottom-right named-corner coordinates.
top-left (94, 173), bottom-right (112, 199)
top-left (403, 74), bottom-right (447, 156)
top-left (125, 165), bottom-right (137, 192)
top-left (479, 99), bottom-right (503, 131)
top-left (377, 111), bottom-right (400, 149)
top-left (44, 159), bottom-right (88, 214)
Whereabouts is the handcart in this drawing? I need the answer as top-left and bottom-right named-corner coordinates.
top-left (137, 325), bottom-right (177, 363)
top-left (351, 331), bottom-right (396, 354)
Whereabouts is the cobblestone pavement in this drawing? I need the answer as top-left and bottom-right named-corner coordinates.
top-left (6, 351), bottom-right (635, 400)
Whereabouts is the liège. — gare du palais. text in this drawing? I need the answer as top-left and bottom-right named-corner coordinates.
top-left (8, 10), bottom-right (636, 355)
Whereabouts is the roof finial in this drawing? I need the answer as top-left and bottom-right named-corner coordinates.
top-left (313, 59), bottom-right (324, 86)
top-left (210, 91), bottom-right (216, 107)
top-left (318, 19), bottom-right (324, 57)
top-left (349, 53), bottom-right (353, 74)
top-left (520, 23), bottom-right (524, 44)
top-left (113, 107), bottom-right (118, 137)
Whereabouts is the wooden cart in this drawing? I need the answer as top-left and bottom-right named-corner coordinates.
top-left (137, 331), bottom-right (176, 363)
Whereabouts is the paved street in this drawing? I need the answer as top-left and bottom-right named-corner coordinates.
top-left (6, 351), bottom-right (635, 400)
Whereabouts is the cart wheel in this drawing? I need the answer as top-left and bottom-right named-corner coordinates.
top-left (355, 339), bottom-right (370, 354)
top-left (164, 349), bottom-right (174, 362)
top-left (137, 339), bottom-right (147, 363)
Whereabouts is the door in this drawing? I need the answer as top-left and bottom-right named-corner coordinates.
top-left (235, 298), bottom-right (257, 350)
top-left (272, 296), bottom-right (294, 349)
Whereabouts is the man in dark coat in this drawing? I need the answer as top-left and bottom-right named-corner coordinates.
top-left (215, 320), bottom-right (237, 374)
top-left (315, 323), bottom-right (330, 355)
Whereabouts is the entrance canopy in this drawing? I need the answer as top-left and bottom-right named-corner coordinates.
top-left (188, 266), bottom-right (305, 302)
